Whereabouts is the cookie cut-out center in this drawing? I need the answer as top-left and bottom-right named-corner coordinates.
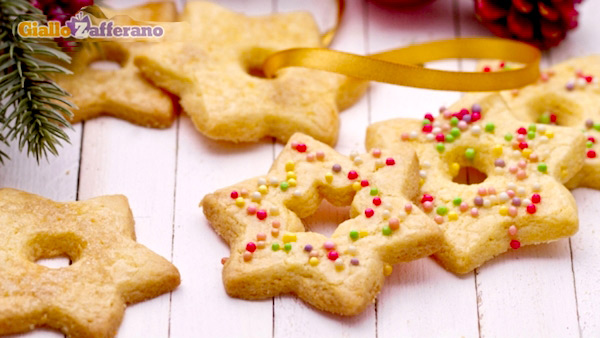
top-left (302, 200), bottom-right (351, 237)
top-left (26, 232), bottom-right (85, 267)
top-left (88, 60), bottom-right (122, 71)
top-left (240, 47), bottom-right (276, 79)
top-left (452, 166), bottom-right (488, 185)
top-left (36, 256), bottom-right (72, 269)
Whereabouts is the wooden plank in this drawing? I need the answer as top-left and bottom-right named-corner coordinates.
top-left (168, 1), bottom-right (275, 337)
top-left (456, 1), bottom-right (581, 336)
top-left (272, 1), bottom-right (376, 337)
top-left (366, 1), bottom-right (479, 337)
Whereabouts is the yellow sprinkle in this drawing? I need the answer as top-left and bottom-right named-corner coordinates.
top-left (286, 171), bottom-right (296, 180)
top-left (288, 178), bottom-right (297, 187)
top-left (450, 162), bottom-right (460, 176)
top-left (499, 206), bottom-right (508, 216)
top-left (546, 131), bottom-right (554, 139)
top-left (285, 161), bottom-right (295, 171)
top-left (282, 232), bottom-right (297, 243)
top-left (352, 181), bottom-right (362, 191)
top-left (235, 197), bottom-right (245, 207)
top-left (522, 148), bottom-right (532, 158)
top-left (448, 211), bottom-right (458, 221)
top-left (359, 230), bottom-right (369, 238)
top-left (258, 185), bottom-right (268, 194)
top-left (383, 264), bottom-right (393, 276)
top-left (493, 145), bottom-right (503, 156)
top-left (309, 257), bottom-right (319, 266)
top-left (419, 178), bottom-right (425, 186)
top-left (325, 172), bottom-right (333, 183)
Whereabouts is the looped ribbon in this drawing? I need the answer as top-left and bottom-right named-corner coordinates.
top-left (81, 1), bottom-right (541, 92)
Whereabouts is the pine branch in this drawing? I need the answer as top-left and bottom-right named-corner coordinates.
top-left (0, 0), bottom-right (74, 164)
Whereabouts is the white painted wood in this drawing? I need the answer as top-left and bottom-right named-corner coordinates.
top-left (169, 0), bottom-right (275, 337)
top-left (366, 1), bottom-right (479, 337)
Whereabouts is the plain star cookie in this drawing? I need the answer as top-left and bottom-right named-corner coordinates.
top-left (0, 189), bottom-right (180, 337)
top-left (474, 55), bottom-right (600, 189)
top-left (201, 133), bottom-right (442, 315)
top-left (366, 94), bottom-right (585, 274)
top-left (52, 2), bottom-right (178, 128)
top-left (134, 1), bottom-right (367, 145)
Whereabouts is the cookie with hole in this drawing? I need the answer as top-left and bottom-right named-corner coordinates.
top-left (51, 2), bottom-right (178, 128)
top-left (474, 55), bottom-right (600, 189)
top-left (133, 1), bottom-right (368, 146)
top-left (366, 93), bottom-right (586, 274)
top-left (201, 133), bottom-right (442, 315)
top-left (0, 188), bottom-right (180, 337)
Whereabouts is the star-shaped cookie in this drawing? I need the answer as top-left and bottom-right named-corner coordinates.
top-left (134, 1), bottom-right (368, 145)
top-left (473, 55), bottom-right (600, 189)
top-left (366, 94), bottom-right (586, 274)
top-left (0, 189), bottom-right (180, 337)
top-left (52, 2), bottom-right (178, 128)
top-left (202, 133), bottom-right (442, 315)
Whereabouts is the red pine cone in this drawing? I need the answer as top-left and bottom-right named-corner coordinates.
top-left (474, 0), bottom-right (582, 49)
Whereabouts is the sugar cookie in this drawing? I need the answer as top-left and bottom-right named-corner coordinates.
top-left (201, 133), bottom-right (442, 315)
top-left (0, 189), bottom-right (180, 337)
top-left (52, 2), bottom-right (178, 128)
top-left (475, 56), bottom-right (600, 189)
top-left (134, 1), bottom-right (368, 145)
top-left (366, 94), bottom-right (585, 274)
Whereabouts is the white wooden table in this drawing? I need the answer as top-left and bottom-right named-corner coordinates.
top-left (4, 0), bottom-right (600, 337)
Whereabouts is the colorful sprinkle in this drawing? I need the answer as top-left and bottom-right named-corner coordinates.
top-left (309, 257), bottom-right (319, 266)
top-left (348, 170), bottom-right (358, 180)
top-left (280, 182), bottom-right (289, 191)
top-left (256, 209), bottom-right (267, 220)
top-left (324, 241), bottom-right (335, 250)
top-left (508, 225), bottom-right (518, 236)
top-left (351, 258), bottom-right (359, 266)
top-left (382, 226), bottom-right (392, 236)
top-left (386, 158), bottom-right (396, 166)
top-left (510, 240), bottom-right (521, 249)
top-left (272, 243), bottom-right (280, 251)
top-left (332, 164), bottom-right (342, 172)
top-left (384, 264), bottom-right (393, 276)
top-left (350, 230), bottom-right (359, 240)
top-left (246, 242), bottom-right (257, 252)
top-left (373, 197), bottom-right (382, 206)
top-left (436, 205), bottom-right (448, 216)
top-left (465, 148), bottom-right (476, 160)
top-left (526, 204), bottom-right (537, 214)
top-left (328, 250), bottom-right (339, 261)
top-left (243, 252), bottom-right (252, 261)
top-left (284, 243), bottom-right (292, 252)
top-left (296, 143), bottom-right (307, 152)
top-left (365, 208), bottom-right (375, 218)
top-left (485, 123), bottom-right (495, 133)
top-left (282, 232), bottom-right (297, 243)
top-left (235, 197), bottom-right (245, 207)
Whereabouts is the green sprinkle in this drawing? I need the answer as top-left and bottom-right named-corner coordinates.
top-left (284, 243), bottom-right (292, 252)
top-left (436, 206), bottom-right (448, 216)
top-left (450, 127), bottom-right (461, 138)
top-left (504, 133), bottom-right (513, 142)
top-left (465, 148), bottom-right (476, 160)
top-left (538, 114), bottom-right (550, 124)
top-left (370, 188), bottom-right (379, 196)
top-left (445, 134), bottom-right (455, 143)
top-left (538, 163), bottom-right (548, 173)
top-left (382, 226), bottom-right (392, 236)
top-left (587, 141), bottom-right (594, 148)
top-left (528, 124), bottom-right (537, 132)
top-left (350, 230), bottom-right (359, 240)
top-left (280, 182), bottom-right (289, 191)
top-left (453, 197), bottom-right (462, 206)
top-left (527, 131), bottom-right (536, 140)
top-left (594, 124), bottom-right (600, 131)
top-left (450, 117), bottom-right (459, 126)
top-left (436, 143), bottom-right (445, 153)
top-left (504, 64), bottom-right (512, 70)
top-left (485, 123), bottom-right (495, 133)
top-left (272, 243), bottom-right (280, 251)
top-left (422, 119), bottom-right (432, 125)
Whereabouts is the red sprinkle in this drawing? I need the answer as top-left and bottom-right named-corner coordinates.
top-left (365, 208), bottom-right (374, 218)
top-left (361, 180), bottom-right (370, 187)
top-left (519, 142), bottom-right (529, 150)
top-left (421, 194), bottom-right (434, 203)
top-left (510, 240), bottom-right (521, 249)
top-left (328, 250), bottom-right (339, 261)
top-left (424, 113), bottom-right (434, 122)
top-left (348, 170), bottom-right (358, 180)
top-left (517, 127), bottom-right (527, 135)
top-left (526, 204), bottom-right (536, 214)
top-left (230, 191), bottom-right (239, 199)
top-left (422, 124), bottom-right (433, 133)
top-left (256, 209), bottom-right (268, 220)
top-left (499, 61), bottom-right (505, 68)
top-left (588, 150), bottom-right (597, 159)
top-left (246, 242), bottom-right (257, 252)
top-left (550, 114), bottom-right (557, 123)
top-left (436, 133), bottom-right (445, 142)
top-left (531, 194), bottom-right (541, 204)
top-left (483, 66), bottom-right (491, 72)
top-left (373, 197), bottom-right (382, 206)
top-left (588, 136), bottom-right (596, 143)
top-left (585, 75), bottom-right (594, 83)
top-left (471, 112), bottom-right (481, 122)
top-left (386, 158), bottom-right (395, 166)
top-left (296, 143), bottom-right (307, 152)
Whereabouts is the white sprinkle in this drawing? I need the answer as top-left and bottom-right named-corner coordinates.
top-left (471, 125), bottom-right (481, 135)
top-left (382, 210), bottom-right (391, 219)
top-left (507, 182), bottom-right (517, 190)
top-left (533, 182), bottom-right (542, 191)
top-left (251, 192), bottom-right (262, 201)
top-left (489, 195), bottom-right (498, 204)
top-left (375, 159), bottom-right (385, 168)
top-left (432, 127), bottom-right (442, 134)
top-left (422, 161), bottom-right (431, 169)
top-left (270, 206), bottom-right (280, 215)
top-left (258, 178), bottom-right (267, 186)
top-left (540, 136), bottom-right (549, 143)
top-left (398, 211), bottom-right (407, 219)
top-left (347, 246), bottom-right (357, 255)
top-left (409, 131), bottom-right (418, 139)
top-left (419, 170), bottom-right (427, 178)
top-left (483, 199), bottom-right (491, 207)
top-left (499, 192), bottom-right (509, 202)
top-left (292, 190), bottom-right (302, 197)
top-left (494, 167), bottom-right (504, 174)
top-left (523, 199), bottom-right (532, 205)
top-left (350, 151), bottom-right (358, 160)
top-left (354, 157), bottom-right (363, 165)
top-left (269, 177), bottom-right (279, 186)
top-left (537, 125), bottom-right (547, 133)
top-left (517, 187), bottom-right (526, 196)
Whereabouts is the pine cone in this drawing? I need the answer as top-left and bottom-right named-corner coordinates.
top-left (474, 0), bottom-right (582, 49)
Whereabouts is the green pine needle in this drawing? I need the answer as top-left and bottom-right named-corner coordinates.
top-left (0, 0), bottom-right (74, 164)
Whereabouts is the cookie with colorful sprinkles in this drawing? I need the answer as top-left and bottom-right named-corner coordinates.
top-left (475, 55), bottom-right (600, 189)
top-left (201, 133), bottom-right (442, 315)
top-left (366, 93), bottom-right (586, 274)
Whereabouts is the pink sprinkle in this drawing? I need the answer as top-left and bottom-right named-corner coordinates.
top-left (529, 153), bottom-right (539, 162)
top-left (306, 153), bottom-right (315, 162)
top-left (272, 220), bottom-right (281, 228)
top-left (540, 73), bottom-right (549, 82)
top-left (509, 166), bottom-right (518, 174)
top-left (423, 201), bottom-right (434, 212)
top-left (508, 225), bottom-right (518, 236)
top-left (470, 208), bottom-right (479, 217)
top-left (434, 215), bottom-right (444, 224)
top-left (518, 160), bottom-right (527, 169)
top-left (487, 187), bottom-right (496, 195)
top-left (247, 205), bottom-right (257, 215)
top-left (405, 203), bottom-right (413, 213)
top-left (509, 206), bottom-right (518, 217)
top-left (240, 189), bottom-right (249, 197)
top-left (516, 134), bottom-right (526, 142)
top-left (478, 187), bottom-right (487, 196)
top-left (271, 228), bottom-right (279, 236)
top-left (316, 151), bottom-right (325, 160)
top-left (444, 110), bottom-right (453, 118)
top-left (372, 148), bottom-right (382, 158)
top-left (401, 133), bottom-right (410, 141)
top-left (517, 170), bottom-right (527, 180)
top-left (291, 141), bottom-right (298, 149)
top-left (460, 202), bottom-right (469, 212)
top-left (458, 121), bottom-right (468, 131)
top-left (324, 241), bottom-right (335, 250)
top-left (257, 233), bottom-right (267, 241)
top-left (507, 190), bottom-right (515, 198)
